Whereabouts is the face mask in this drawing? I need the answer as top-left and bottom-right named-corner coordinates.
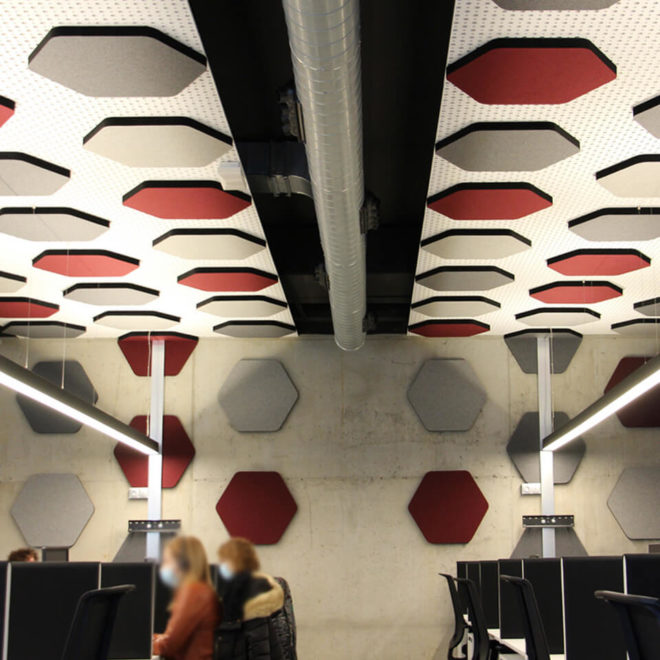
top-left (219, 562), bottom-right (235, 581)
top-left (159, 565), bottom-right (180, 589)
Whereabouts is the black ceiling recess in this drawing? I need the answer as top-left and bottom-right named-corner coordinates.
top-left (188, 0), bottom-right (455, 335)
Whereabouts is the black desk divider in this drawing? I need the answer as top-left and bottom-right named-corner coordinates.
top-left (466, 562), bottom-right (480, 590)
top-left (523, 558), bottom-right (564, 655)
top-left (456, 561), bottom-right (467, 579)
top-left (563, 556), bottom-right (627, 660)
top-left (101, 562), bottom-right (154, 659)
top-left (7, 562), bottom-right (99, 660)
top-left (478, 561), bottom-right (499, 630)
top-left (154, 573), bottom-right (173, 636)
top-left (498, 558), bottom-right (524, 639)
top-left (625, 554), bottom-right (660, 598)
top-left (0, 562), bottom-right (6, 658)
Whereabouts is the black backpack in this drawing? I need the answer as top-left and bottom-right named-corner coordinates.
top-left (272, 577), bottom-right (297, 660)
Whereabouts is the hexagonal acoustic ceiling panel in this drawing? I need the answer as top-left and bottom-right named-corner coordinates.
top-left (612, 319), bottom-right (660, 336)
top-left (516, 307), bottom-right (600, 327)
top-left (416, 266), bottom-right (514, 292)
top-left (493, 0), bottom-right (620, 8)
top-left (216, 471), bottom-right (297, 545)
top-left (0, 297), bottom-right (58, 318)
top-left (422, 230), bottom-right (531, 260)
top-left (633, 95), bottom-right (660, 138)
top-left (214, 321), bottom-right (296, 338)
top-left (0, 270), bottom-right (26, 293)
top-left (412, 296), bottom-right (500, 318)
top-left (178, 268), bottom-right (278, 292)
top-left (198, 295), bottom-right (287, 318)
top-left (605, 357), bottom-right (660, 427)
top-left (118, 331), bottom-right (198, 377)
top-left (409, 320), bottom-right (490, 338)
top-left (607, 467), bottom-right (660, 540)
top-left (547, 249), bottom-right (650, 276)
top-left (568, 208), bottom-right (660, 242)
top-left (529, 281), bottom-right (622, 304)
top-left (597, 155), bottom-right (660, 197)
top-left (408, 471), bottom-right (488, 544)
top-left (0, 1), bottom-right (294, 339)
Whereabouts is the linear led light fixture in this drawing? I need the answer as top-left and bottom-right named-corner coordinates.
top-left (0, 353), bottom-right (158, 455)
top-left (544, 354), bottom-right (660, 452)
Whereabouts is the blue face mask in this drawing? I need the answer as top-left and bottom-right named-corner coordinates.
top-left (219, 562), bottom-right (235, 581)
top-left (159, 565), bottom-right (180, 589)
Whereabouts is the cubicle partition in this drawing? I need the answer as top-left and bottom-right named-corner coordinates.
top-left (497, 558), bottom-right (524, 640)
top-left (478, 560), bottom-right (499, 630)
top-left (523, 558), bottom-right (564, 655)
top-left (0, 563), bottom-right (6, 659)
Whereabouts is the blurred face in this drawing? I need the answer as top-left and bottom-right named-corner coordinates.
top-left (219, 555), bottom-right (238, 581)
top-left (27, 555), bottom-right (36, 562)
top-left (159, 546), bottom-right (183, 589)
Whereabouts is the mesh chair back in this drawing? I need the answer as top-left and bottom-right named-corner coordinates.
top-left (457, 578), bottom-right (490, 660)
top-left (439, 574), bottom-right (468, 659)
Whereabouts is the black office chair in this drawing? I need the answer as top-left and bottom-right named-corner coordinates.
top-left (439, 574), bottom-right (468, 659)
top-left (595, 590), bottom-right (660, 660)
top-left (500, 575), bottom-right (550, 660)
top-left (457, 578), bottom-right (502, 660)
top-left (61, 584), bottom-right (135, 660)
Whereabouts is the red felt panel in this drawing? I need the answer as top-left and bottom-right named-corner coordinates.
top-left (216, 471), bottom-right (297, 545)
top-left (114, 415), bottom-right (195, 488)
top-left (178, 269), bottom-right (277, 292)
top-left (0, 297), bottom-right (58, 318)
top-left (548, 251), bottom-right (650, 276)
top-left (118, 332), bottom-right (198, 377)
top-left (0, 97), bottom-right (15, 127)
top-left (408, 471), bottom-right (488, 544)
top-left (409, 320), bottom-right (489, 337)
top-left (605, 357), bottom-right (660, 428)
top-left (530, 282), bottom-right (622, 304)
top-left (33, 251), bottom-right (139, 277)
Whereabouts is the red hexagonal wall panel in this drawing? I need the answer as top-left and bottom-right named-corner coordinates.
top-left (547, 249), bottom-right (650, 276)
top-left (408, 471), bottom-right (488, 544)
top-left (409, 320), bottom-right (490, 337)
top-left (0, 297), bottom-right (58, 318)
top-left (427, 183), bottom-right (552, 220)
top-left (114, 415), bottom-right (195, 488)
top-left (33, 249), bottom-right (139, 277)
top-left (446, 38), bottom-right (616, 105)
top-left (216, 471), bottom-right (297, 545)
top-left (123, 181), bottom-right (251, 219)
top-left (530, 281), bottom-right (622, 304)
top-left (178, 268), bottom-right (278, 292)
top-left (0, 96), bottom-right (15, 127)
top-left (118, 332), bottom-right (198, 377)
top-left (605, 357), bottom-right (660, 428)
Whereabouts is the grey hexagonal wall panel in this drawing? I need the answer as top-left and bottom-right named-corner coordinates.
top-left (11, 473), bottom-right (94, 548)
top-left (408, 359), bottom-right (486, 432)
top-left (511, 528), bottom-right (587, 559)
top-left (608, 467), bottom-right (660, 540)
top-left (17, 360), bottom-right (98, 434)
top-left (505, 329), bottom-right (582, 374)
top-left (219, 359), bottom-right (298, 432)
top-left (507, 412), bottom-right (585, 484)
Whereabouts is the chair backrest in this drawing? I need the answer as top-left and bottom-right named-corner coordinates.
top-left (500, 575), bottom-right (550, 660)
top-left (61, 584), bottom-right (135, 660)
top-left (439, 573), bottom-right (467, 657)
top-left (457, 578), bottom-right (490, 660)
top-left (595, 590), bottom-right (660, 660)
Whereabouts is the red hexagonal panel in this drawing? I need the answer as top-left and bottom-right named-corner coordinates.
top-left (216, 471), bottom-right (297, 545)
top-left (114, 415), bottom-right (195, 488)
top-left (530, 281), bottom-right (622, 304)
top-left (0, 297), bottom-right (58, 318)
top-left (409, 471), bottom-right (488, 544)
top-left (605, 357), bottom-right (660, 428)
top-left (123, 181), bottom-right (251, 219)
top-left (409, 320), bottom-right (490, 337)
top-left (178, 268), bottom-right (278, 292)
top-left (33, 250), bottom-right (139, 277)
top-left (118, 332), bottom-right (198, 377)
top-left (0, 96), bottom-right (15, 127)
top-left (447, 38), bottom-right (616, 105)
top-left (427, 183), bottom-right (552, 220)
top-left (548, 249), bottom-right (650, 276)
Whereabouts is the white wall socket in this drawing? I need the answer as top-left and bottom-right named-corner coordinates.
top-left (521, 482), bottom-right (542, 495)
top-left (128, 487), bottom-right (149, 500)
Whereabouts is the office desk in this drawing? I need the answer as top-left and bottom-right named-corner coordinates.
top-left (488, 628), bottom-right (566, 660)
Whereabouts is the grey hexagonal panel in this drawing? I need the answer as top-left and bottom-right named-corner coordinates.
top-left (634, 96), bottom-right (660, 138)
top-left (17, 360), bottom-right (98, 433)
top-left (507, 412), bottom-right (585, 484)
top-left (11, 473), bottom-right (94, 548)
top-left (608, 467), bottom-right (660, 540)
top-left (408, 359), bottom-right (486, 432)
top-left (219, 359), bottom-right (298, 432)
top-left (505, 329), bottom-right (582, 374)
top-left (511, 528), bottom-right (587, 559)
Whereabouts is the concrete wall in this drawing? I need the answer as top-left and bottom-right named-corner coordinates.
top-left (0, 334), bottom-right (657, 659)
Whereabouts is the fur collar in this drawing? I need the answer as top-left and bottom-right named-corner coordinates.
top-left (243, 573), bottom-right (284, 621)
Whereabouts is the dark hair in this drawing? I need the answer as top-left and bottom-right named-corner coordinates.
top-left (8, 547), bottom-right (38, 562)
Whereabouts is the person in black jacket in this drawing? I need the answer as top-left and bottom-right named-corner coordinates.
top-left (215, 537), bottom-right (285, 660)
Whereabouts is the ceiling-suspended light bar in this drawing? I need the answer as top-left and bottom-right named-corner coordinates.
top-left (0, 353), bottom-right (158, 455)
top-left (543, 354), bottom-right (660, 452)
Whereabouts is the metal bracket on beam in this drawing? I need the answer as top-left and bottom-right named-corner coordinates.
top-left (129, 519), bottom-right (181, 533)
top-left (278, 86), bottom-right (305, 142)
top-left (360, 194), bottom-right (380, 234)
top-left (523, 515), bottom-right (574, 528)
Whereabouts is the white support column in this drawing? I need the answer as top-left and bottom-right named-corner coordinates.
top-left (146, 339), bottom-right (165, 562)
top-left (537, 336), bottom-right (556, 558)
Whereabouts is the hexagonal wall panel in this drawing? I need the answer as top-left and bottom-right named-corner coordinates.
top-left (28, 26), bottom-right (206, 97)
top-left (422, 229), bottom-right (531, 260)
top-left (0, 153), bottom-right (69, 195)
top-left (417, 266), bottom-right (514, 291)
top-left (33, 250), bottom-right (139, 277)
top-left (17, 360), bottom-right (97, 434)
top-left (493, 0), bottom-right (619, 7)
top-left (114, 415), bottom-right (194, 488)
top-left (0, 297), bottom-right (58, 318)
top-left (446, 38), bottom-right (616, 104)
top-left (198, 295), bottom-right (287, 318)
top-left (219, 359), bottom-right (298, 432)
top-left (214, 321), bottom-right (296, 338)
top-left (504, 329), bottom-right (582, 374)
top-left (11, 473), bottom-right (94, 548)
top-left (427, 183), bottom-right (552, 220)
top-left (436, 122), bottom-right (579, 172)
top-left (94, 311), bottom-right (179, 330)
top-left (507, 412), bottom-right (585, 484)
top-left (178, 268), bottom-right (278, 292)
top-left (568, 207), bottom-right (660, 242)
top-left (530, 281), bottom-right (622, 304)
top-left (123, 181), bottom-right (251, 219)
top-left (64, 283), bottom-right (158, 306)
top-left (612, 319), bottom-right (660, 336)
top-left (118, 332), bottom-right (198, 376)
top-left (597, 156), bottom-right (660, 197)
top-left (608, 467), bottom-right (660, 540)
top-left (409, 320), bottom-right (490, 338)
top-left (153, 228), bottom-right (266, 260)
top-left (516, 307), bottom-right (600, 326)
top-left (408, 359), bottom-right (486, 431)
top-left (0, 207), bottom-right (109, 242)
top-left (412, 296), bottom-right (500, 318)
top-left (408, 471), bottom-right (488, 544)
top-left (216, 471), bottom-right (297, 545)
top-left (0, 321), bottom-right (85, 338)
top-left (605, 357), bottom-right (660, 427)
top-left (634, 96), bottom-right (660, 138)
top-left (0, 96), bottom-right (15, 127)
top-left (547, 249), bottom-right (650, 276)
top-left (0, 271), bottom-right (25, 293)
top-left (634, 297), bottom-right (660, 316)
top-left (84, 117), bottom-right (232, 167)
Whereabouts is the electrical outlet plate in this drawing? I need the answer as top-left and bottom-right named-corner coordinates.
top-left (521, 482), bottom-right (541, 495)
top-left (128, 487), bottom-right (148, 500)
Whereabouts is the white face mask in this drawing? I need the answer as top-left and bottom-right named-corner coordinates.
top-left (219, 562), bottom-right (235, 581)
top-left (159, 565), bottom-right (180, 589)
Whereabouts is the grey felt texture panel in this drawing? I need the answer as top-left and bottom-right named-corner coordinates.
top-left (214, 322), bottom-right (296, 338)
top-left (0, 157), bottom-right (69, 195)
top-left (608, 467), bottom-right (660, 540)
top-left (510, 527), bottom-right (588, 558)
top-left (417, 267), bottom-right (513, 291)
top-left (0, 208), bottom-right (108, 241)
top-left (407, 359), bottom-right (486, 432)
top-left (16, 360), bottom-right (97, 433)
top-left (634, 97), bottom-right (660, 138)
top-left (218, 359), bottom-right (298, 432)
top-left (505, 329), bottom-right (582, 374)
top-left (113, 532), bottom-right (175, 562)
top-left (507, 412), bottom-right (585, 484)
top-left (0, 321), bottom-right (85, 338)
top-left (569, 209), bottom-right (660, 242)
top-left (493, 0), bottom-right (619, 8)
top-left (10, 473), bottom-right (94, 548)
